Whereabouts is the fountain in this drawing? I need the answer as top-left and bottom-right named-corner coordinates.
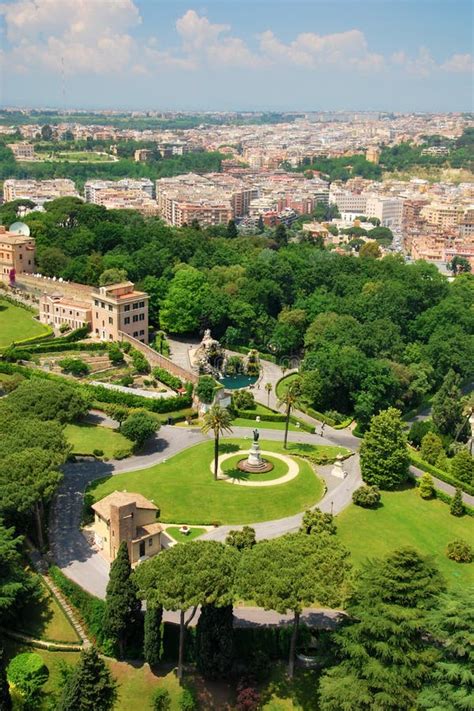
top-left (237, 429), bottom-right (274, 473)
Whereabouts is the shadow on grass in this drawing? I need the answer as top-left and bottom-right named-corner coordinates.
top-left (219, 443), bottom-right (241, 454)
top-left (13, 585), bottom-right (54, 640)
top-left (260, 664), bottom-right (320, 711)
top-left (223, 467), bottom-right (249, 481)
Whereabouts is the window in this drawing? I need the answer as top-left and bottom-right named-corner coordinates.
top-left (148, 538), bottom-right (153, 547)
top-left (108, 317), bottom-right (113, 325)
top-left (124, 316), bottom-right (130, 325)
top-left (139, 301), bottom-right (145, 308)
top-left (101, 302), bottom-right (105, 308)
top-left (133, 314), bottom-right (138, 322)
top-left (124, 305), bottom-right (130, 312)
top-left (19, 253), bottom-right (23, 259)
top-left (139, 329), bottom-right (144, 336)
top-left (133, 331), bottom-right (138, 337)
top-left (132, 302), bottom-right (139, 310)
top-left (94, 299), bottom-right (99, 307)
top-left (139, 313), bottom-right (145, 321)
top-left (95, 312), bottom-right (98, 319)
top-left (108, 305), bottom-right (112, 312)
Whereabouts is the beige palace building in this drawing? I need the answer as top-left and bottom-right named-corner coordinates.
top-left (0, 225), bottom-right (35, 278)
top-left (91, 282), bottom-right (149, 343)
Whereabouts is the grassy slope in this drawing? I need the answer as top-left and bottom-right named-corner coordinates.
top-left (65, 423), bottom-right (132, 458)
top-left (0, 299), bottom-right (49, 347)
top-left (11, 578), bottom-right (80, 644)
top-left (87, 439), bottom-right (340, 525)
top-left (336, 486), bottom-right (474, 589)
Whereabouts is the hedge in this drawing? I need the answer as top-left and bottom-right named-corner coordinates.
top-left (152, 366), bottom-right (182, 392)
top-left (409, 451), bottom-right (474, 497)
top-left (235, 408), bottom-right (315, 433)
top-left (412, 478), bottom-right (474, 518)
top-left (0, 292), bottom-right (38, 313)
top-left (226, 344), bottom-right (276, 363)
top-left (48, 566), bottom-right (111, 652)
top-left (10, 327), bottom-right (54, 349)
top-left (11, 341), bottom-right (106, 356)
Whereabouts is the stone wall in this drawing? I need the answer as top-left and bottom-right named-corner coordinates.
top-left (12, 273), bottom-right (93, 302)
top-left (119, 331), bottom-right (198, 384)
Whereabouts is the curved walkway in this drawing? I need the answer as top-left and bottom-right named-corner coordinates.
top-left (215, 450), bottom-right (299, 486)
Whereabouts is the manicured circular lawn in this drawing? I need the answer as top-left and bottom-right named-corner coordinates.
top-left (87, 439), bottom-right (334, 526)
top-left (221, 453), bottom-right (289, 482)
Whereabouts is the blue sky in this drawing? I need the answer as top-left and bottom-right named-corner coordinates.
top-left (1, 0), bottom-right (472, 112)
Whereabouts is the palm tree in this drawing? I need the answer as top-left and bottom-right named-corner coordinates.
top-left (201, 404), bottom-right (233, 480)
top-left (455, 392), bottom-right (474, 447)
top-left (278, 379), bottom-right (302, 449)
top-left (265, 382), bottom-right (273, 408)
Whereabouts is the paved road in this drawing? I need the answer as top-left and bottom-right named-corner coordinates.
top-left (163, 606), bottom-right (343, 629)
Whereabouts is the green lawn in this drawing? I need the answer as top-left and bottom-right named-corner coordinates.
top-left (221, 453), bottom-right (290, 481)
top-left (11, 577), bottom-right (80, 644)
top-left (275, 373), bottom-right (300, 399)
top-left (65, 423), bottom-right (132, 458)
top-left (337, 487), bottom-right (474, 589)
top-left (232, 417), bottom-right (300, 431)
top-left (164, 526), bottom-right (207, 543)
top-left (261, 663), bottom-right (320, 710)
top-left (86, 439), bottom-right (332, 526)
top-left (0, 299), bottom-right (50, 348)
top-left (3, 642), bottom-right (186, 710)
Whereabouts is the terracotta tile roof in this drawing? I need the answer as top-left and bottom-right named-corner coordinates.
top-left (91, 491), bottom-right (158, 522)
top-left (132, 522), bottom-right (163, 542)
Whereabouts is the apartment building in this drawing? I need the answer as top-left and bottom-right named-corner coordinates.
top-left (91, 491), bottom-right (162, 564)
top-left (420, 202), bottom-right (465, 228)
top-left (0, 225), bottom-right (35, 278)
top-left (3, 179), bottom-right (79, 205)
top-left (7, 143), bottom-right (35, 160)
top-left (365, 196), bottom-right (404, 228)
top-left (329, 188), bottom-right (367, 213)
top-left (84, 178), bottom-right (154, 203)
top-left (91, 282), bottom-right (149, 343)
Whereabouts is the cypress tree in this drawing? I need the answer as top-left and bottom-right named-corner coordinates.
top-left (418, 473), bottom-right (435, 499)
top-left (432, 370), bottom-right (464, 438)
top-left (360, 407), bottom-right (409, 489)
top-left (144, 604), bottom-right (163, 667)
top-left (450, 488), bottom-right (465, 517)
top-left (0, 645), bottom-right (12, 711)
top-left (103, 542), bottom-right (141, 658)
top-left (195, 604), bottom-right (234, 680)
top-left (58, 647), bottom-right (117, 711)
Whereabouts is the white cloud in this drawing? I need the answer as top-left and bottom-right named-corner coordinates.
top-left (176, 9), bottom-right (229, 52)
top-left (441, 53), bottom-right (474, 73)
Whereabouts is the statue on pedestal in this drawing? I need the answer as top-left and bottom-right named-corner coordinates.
top-left (253, 428), bottom-right (260, 442)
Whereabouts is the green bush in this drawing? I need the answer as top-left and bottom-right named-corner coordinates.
top-left (152, 687), bottom-right (171, 711)
top-left (92, 448), bottom-right (104, 457)
top-left (152, 367), bottom-right (182, 391)
top-left (179, 688), bottom-right (197, 711)
top-left (108, 343), bottom-right (124, 366)
top-left (407, 419), bottom-right (434, 448)
top-left (232, 390), bottom-right (256, 410)
top-left (113, 446), bottom-right (133, 460)
top-left (7, 652), bottom-right (49, 702)
top-left (446, 539), bottom-right (473, 563)
top-left (352, 485), bottom-right (381, 508)
top-left (58, 357), bottom-right (90, 376)
top-left (119, 375), bottom-right (134, 386)
top-left (409, 451), bottom-right (474, 496)
top-left (49, 566), bottom-right (111, 651)
top-left (59, 323), bottom-right (70, 334)
top-left (131, 349), bottom-right (150, 374)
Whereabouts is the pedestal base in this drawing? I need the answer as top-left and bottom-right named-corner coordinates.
top-left (237, 441), bottom-right (274, 473)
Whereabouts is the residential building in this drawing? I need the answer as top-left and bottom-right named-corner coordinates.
top-left (365, 196), bottom-right (404, 228)
top-left (0, 225), bottom-right (35, 278)
top-left (7, 143), bottom-right (35, 160)
top-left (91, 282), bottom-right (149, 343)
top-left (420, 202), bottom-right (464, 228)
top-left (366, 146), bottom-right (380, 163)
top-left (329, 188), bottom-right (367, 213)
top-left (84, 178), bottom-right (154, 203)
top-left (3, 179), bottom-right (79, 205)
top-left (91, 491), bottom-right (162, 564)
top-left (39, 293), bottom-right (91, 331)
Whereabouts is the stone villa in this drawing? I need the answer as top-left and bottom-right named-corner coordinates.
top-left (91, 491), bottom-right (162, 564)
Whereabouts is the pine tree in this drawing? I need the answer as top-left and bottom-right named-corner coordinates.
top-left (144, 604), bottom-right (163, 667)
top-left (103, 542), bottom-right (141, 658)
top-left (0, 645), bottom-right (12, 711)
top-left (319, 548), bottom-right (445, 711)
top-left (195, 604), bottom-right (234, 680)
top-left (450, 488), bottom-right (465, 517)
top-left (418, 589), bottom-right (474, 711)
top-left (420, 432), bottom-right (444, 465)
top-left (58, 647), bottom-right (117, 711)
top-left (419, 472), bottom-right (435, 499)
top-left (226, 220), bottom-right (238, 238)
top-left (360, 407), bottom-right (410, 489)
top-left (257, 214), bottom-right (264, 233)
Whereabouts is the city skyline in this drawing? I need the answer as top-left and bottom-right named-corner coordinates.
top-left (0, 0), bottom-right (473, 112)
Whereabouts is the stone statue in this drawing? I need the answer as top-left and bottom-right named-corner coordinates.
top-left (253, 428), bottom-right (260, 442)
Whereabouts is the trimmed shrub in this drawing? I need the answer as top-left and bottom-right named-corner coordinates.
top-left (420, 432), bottom-right (444, 465)
top-left (7, 652), bottom-right (48, 701)
top-left (108, 343), bottom-right (124, 366)
top-left (152, 367), bottom-right (182, 391)
top-left (446, 539), bottom-right (474, 563)
top-left (131, 349), bottom-right (150, 374)
top-left (450, 488), bottom-right (465, 517)
top-left (407, 419), bottom-right (433, 448)
top-left (352, 485), bottom-right (381, 508)
top-left (235, 684), bottom-right (261, 711)
top-left (59, 323), bottom-right (70, 333)
top-left (418, 472), bottom-right (435, 499)
top-left (119, 375), bottom-right (134, 387)
top-left (232, 390), bottom-right (255, 411)
top-left (113, 446), bottom-right (133, 460)
top-left (152, 687), bottom-right (171, 711)
top-left (92, 448), bottom-right (104, 457)
top-left (58, 357), bottom-right (90, 376)
top-left (408, 452), bottom-right (474, 497)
